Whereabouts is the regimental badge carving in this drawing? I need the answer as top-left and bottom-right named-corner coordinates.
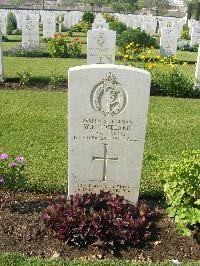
top-left (26, 21), bottom-right (34, 31)
top-left (91, 72), bottom-right (128, 116)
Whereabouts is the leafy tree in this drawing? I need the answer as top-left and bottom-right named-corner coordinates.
top-left (60, 0), bottom-right (80, 7)
top-left (137, 0), bottom-right (169, 10)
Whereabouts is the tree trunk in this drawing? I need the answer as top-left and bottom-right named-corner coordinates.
top-left (195, 1), bottom-right (200, 21)
top-left (187, 2), bottom-right (192, 21)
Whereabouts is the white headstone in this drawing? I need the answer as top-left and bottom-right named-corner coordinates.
top-left (190, 27), bottom-right (200, 46)
top-left (43, 14), bottom-right (56, 38)
top-left (68, 64), bottom-right (151, 204)
top-left (0, 12), bottom-right (7, 35)
top-left (195, 45), bottom-right (200, 87)
top-left (142, 21), bottom-right (157, 35)
top-left (0, 29), bottom-right (3, 82)
top-left (87, 29), bottom-right (116, 64)
top-left (22, 15), bottom-right (39, 48)
top-left (160, 27), bottom-right (178, 56)
top-left (15, 11), bottom-right (22, 30)
top-left (92, 13), bottom-right (109, 30)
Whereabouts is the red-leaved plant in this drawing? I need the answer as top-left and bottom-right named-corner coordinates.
top-left (43, 191), bottom-right (156, 254)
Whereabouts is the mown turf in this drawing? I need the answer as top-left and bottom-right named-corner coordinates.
top-left (2, 34), bottom-right (197, 82)
top-left (4, 57), bottom-right (86, 82)
top-left (0, 90), bottom-right (199, 196)
top-left (0, 253), bottom-right (200, 266)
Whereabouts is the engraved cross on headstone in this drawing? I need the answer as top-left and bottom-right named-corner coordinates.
top-left (92, 143), bottom-right (118, 182)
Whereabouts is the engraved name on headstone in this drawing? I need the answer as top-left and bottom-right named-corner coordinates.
top-left (68, 64), bottom-right (151, 204)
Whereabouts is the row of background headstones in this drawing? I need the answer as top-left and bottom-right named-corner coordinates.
top-left (0, 11), bottom-right (200, 86)
top-left (0, 9), bottom-right (200, 48)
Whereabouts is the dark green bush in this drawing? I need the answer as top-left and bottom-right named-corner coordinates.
top-left (110, 20), bottom-right (127, 34)
top-left (6, 12), bottom-right (17, 34)
top-left (117, 28), bottom-right (159, 52)
top-left (82, 11), bottom-right (95, 24)
top-left (2, 35), bottom-right (9, 42)
top-left (6, 18), bottom-right (14, 35)
top-left (67, 31), bottom-right (73, 37)
top-left (151, 67), bottom-right (199, 98)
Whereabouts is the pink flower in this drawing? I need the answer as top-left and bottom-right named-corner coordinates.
top-left (16, 156), bottom-right (26, 165)
top-left (10, 162), bottom-right (17, 167)
top-left (0, 176), bottom-right (5, 184)
top-left (0, 153), bottom-right (9, 160)
top-left (43, 213), bottom-right (50, 220)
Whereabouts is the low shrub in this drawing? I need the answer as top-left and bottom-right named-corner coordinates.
top-left (17, 69), bottom-right (32, 85)
top-left (2, 35), bottom-right (9, 42)
top-left (117, 28), bottom-right (159, 52)
top-left (67, 31), bottom-right (73, 37)
top-left (0, 153), bottom-right (27, 191)
top-left (181, 24), bottom-right (190, 40)
top-left (72, 21), bottom-right (91, 32)
top-left (48, 34), bottom-right (82, 58)
top-left (82, 11), bottom-right (95, 24)
top-left (4, 45), bottom-right (48, 57)
top-left (6, 18), bottom-right (14, 35)
top-left (162, 150), bottom-right (200, 241)
top-left (151, 67), bottom-right (198, 98)
top-left (6, 12), bottom-right (17, 34)
top-left (43, 191), bottom-right (156, 254)
top-left (102, 13), bottom-right (116, 23)
top-left (49, 71), bottom-right (65, 88)
top-left (109, 20), bottom-right (127, 34)
top-left (178, 40), bottom-right (199, 52)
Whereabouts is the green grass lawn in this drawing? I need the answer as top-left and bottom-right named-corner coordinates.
top-left (0, 90), bottom-right (199, 196)
top-left (1, 253), bottom-right (200, 266)
top-left (1, 34), bottom-right (197, 82)
top-left (4, 57), bottom-right (86, 81)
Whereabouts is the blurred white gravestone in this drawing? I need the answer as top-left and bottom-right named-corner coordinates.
top-left (160, 27), bottom-right (178, 56)
top-left (68, 64), bottom-right (151, 204)
top-left (22, 15), bottom-right (39, 48)
top-left (0, 29), bottom-right (3, 82)
top-left (190, 27), bottom-right (200, 46)
top-left (92, 13), bottom-right (109, 30)
top-left (43, 14), bottom-right (56, 38)
top-left (87, 27), bottom-right (116, 64)
top-left (0, 13), bottom-right (7, 35)
top-left (195, 45), bottom-right (200, 88)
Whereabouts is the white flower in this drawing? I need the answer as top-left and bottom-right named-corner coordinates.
top-left (172, 259), bottom-right (180, 265)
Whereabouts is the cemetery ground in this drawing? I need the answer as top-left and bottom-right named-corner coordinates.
top-left (0, 33), bottom-right (198, 85)
top-left (0, 34), bottom-right (200, 265)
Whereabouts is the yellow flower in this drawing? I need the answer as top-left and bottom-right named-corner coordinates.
top-left (182, 62), bottom-right (188, 66)
top-left (124, 55), bottom-right (129, 60)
